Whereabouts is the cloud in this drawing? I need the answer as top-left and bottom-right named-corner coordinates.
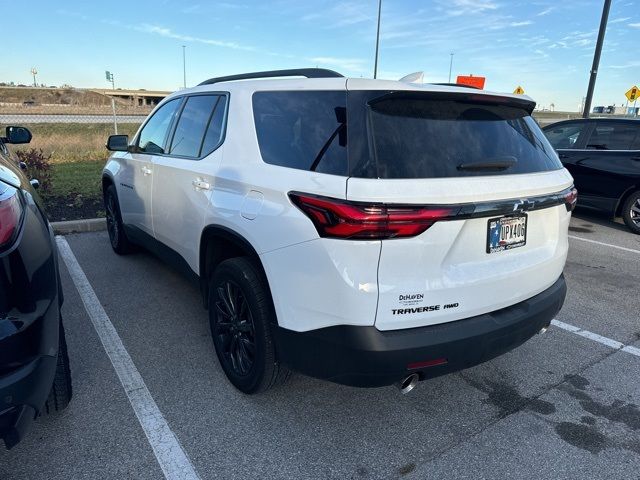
top-left (510, 20), bottom-right (533, 27)
top-left (629, 22), bottom-right (640, 28)
top-left (609, 17), bottom-right (631, 24)
top-left (302, 2), bottom-right (373, 28)
top-left (573, 38), bottom-right (592, 47)
top-left (309, 56), bottom-right (368, 73)
top-left (181, 4), bottom-right (200, 13)
top-left (548, 41), bottom-right (568, 49)
top-left (447, 0), bottom-right (499, 17)
top-left (136, 24), bottom-right (257, 51)
top-left (536, 7), bottom-right (555, 16)
top-left (608, 61), bottom-right (640, 69)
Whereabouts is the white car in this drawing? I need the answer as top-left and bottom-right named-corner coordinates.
top-left (103, 69), bottom-right (575, 394)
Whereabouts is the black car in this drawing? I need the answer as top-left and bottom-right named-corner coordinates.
top-left (543, 118), bottom-right (640, 233)
top-left (0, 126), bottom-right (72, 449)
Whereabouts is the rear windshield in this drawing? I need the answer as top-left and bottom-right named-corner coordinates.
top-left (348, 90), bottom-right (562, 179)
top-left (252, 90), bottom-right (562, 179)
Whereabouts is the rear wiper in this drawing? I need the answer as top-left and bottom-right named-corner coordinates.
top-left (457, 156), bottom-right (517, 171)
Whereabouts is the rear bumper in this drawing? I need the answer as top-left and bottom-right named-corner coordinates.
top-left (0, 355), bottom-right (57, 449)
top-left (0, 295), bottom-right (60, 449)
top-left (276, 275), bottom-right (566, 387)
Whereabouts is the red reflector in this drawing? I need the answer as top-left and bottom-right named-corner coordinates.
top-left (289, 192), bottom-right (455, 240)
top-left (564, 187), bottom-right (578, 212)
top-left (0, 186), bottom-right (22, 248)
top-left (407, 358), bottom-right (448, 370)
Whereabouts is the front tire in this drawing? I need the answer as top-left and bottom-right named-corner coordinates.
top-left (104, 185), bottom-right (134, 254)
top-left (621, 190), bottom-right (640, 234)
top-left (208, 257), bottom-right (289, 394)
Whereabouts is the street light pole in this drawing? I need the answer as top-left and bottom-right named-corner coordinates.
top-left (448, 53), bottom-right (454, 83)
top-left (373, 0), bottom-right (382, 79)
top-left (182, 45), bottom-right (187, 88)
top-left (583, 0), bottom-right (611, 118)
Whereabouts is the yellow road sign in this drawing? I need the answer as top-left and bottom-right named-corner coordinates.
top-left (513, 86), bottom-right (525, 95)
top-left (626, 86), bottom-right (639, 102)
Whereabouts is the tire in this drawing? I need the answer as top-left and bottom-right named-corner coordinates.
top-left (104, 184), bottom-right (135, 254)
top-left (621, 190), bottom-right (640, 235)
top-left (208, 257), bottom-right (290, 394)
top-left (43, 320), bottom-right (72, 414)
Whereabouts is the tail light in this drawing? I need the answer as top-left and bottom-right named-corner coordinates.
top-left (289, 192), bottom-right (455, 240)
top-left (0, 184), bottom-right (23, 248)
top-left (564, 187), bottom-right (578, 212)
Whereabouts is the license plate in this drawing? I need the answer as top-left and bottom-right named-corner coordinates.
top-left (486, 214), bottom-right (527, 253)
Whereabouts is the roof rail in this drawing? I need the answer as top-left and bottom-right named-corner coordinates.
top-left (430, 82), bottom-right (481, 90)
top-left (198, 68), bottom-right (343, 86)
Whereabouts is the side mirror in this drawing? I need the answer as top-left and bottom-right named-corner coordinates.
top-left (106, 135), bottom-right (129, 152)
top-left (5, 126), bottom-right (32, 144)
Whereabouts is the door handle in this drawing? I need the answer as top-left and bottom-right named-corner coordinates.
top-left (558, 153), bottom-right (569, 159)
top-left (631, 156), bottom-right (640, 161)
top-left (141, 166), bottom-right (152, 176)
top-left (192, 179), bottom-right (211, 191)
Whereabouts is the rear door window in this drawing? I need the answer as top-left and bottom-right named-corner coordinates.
top-left (200, 95), bottom-right (228, 156)
top-left (586, 123), bottom-right (639, 150)
top-left (544, 122), bottom-right (590, 150)
top-left (169, 95), bottom-right (224, 158)
top-left (348, 91), bottom-right (562, 179)
top-left (252, 91), bottom-right (347, 176)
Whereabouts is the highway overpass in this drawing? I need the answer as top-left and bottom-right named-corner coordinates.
top-left (91, 88), bottom-right (171, 107)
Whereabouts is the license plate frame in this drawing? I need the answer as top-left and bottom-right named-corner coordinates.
top-left (486, 214), bottom-right (528, 254)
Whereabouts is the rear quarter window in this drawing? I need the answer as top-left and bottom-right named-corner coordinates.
top-left (252, 91), bottom-right (347, 176)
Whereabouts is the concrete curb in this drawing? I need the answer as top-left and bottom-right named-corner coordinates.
top-left (51, 218), bottom-right (106, 235)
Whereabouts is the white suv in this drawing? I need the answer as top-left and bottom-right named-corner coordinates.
top-left (103, 69), bottom-right (575, 394)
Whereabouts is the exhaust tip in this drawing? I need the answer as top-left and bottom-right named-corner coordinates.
top-left (397, 373), bottom-right (419, 394)
top-left (538, 326), bottom-right (548, 335)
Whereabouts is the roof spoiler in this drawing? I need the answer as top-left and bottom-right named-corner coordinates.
top-left (367, 90), bottom-right (536, 114)
top-left (199, 68), bottom-right (343, 86)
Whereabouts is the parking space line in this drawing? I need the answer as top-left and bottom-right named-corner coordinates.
top-left (551, 319), bottom-right (640, 358)
top-left (56, 237), bottom-right (201, 480)
top-left (569, 235), bottom-right (640, 255)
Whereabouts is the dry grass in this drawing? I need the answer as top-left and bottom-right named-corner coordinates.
top-left (15, 123), bottom-right (141, 163)
top-left (11, 123), bottom-right (142, 212)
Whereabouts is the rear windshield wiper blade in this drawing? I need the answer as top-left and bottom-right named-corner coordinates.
top-left (457, 157), bottom-right (517, 171)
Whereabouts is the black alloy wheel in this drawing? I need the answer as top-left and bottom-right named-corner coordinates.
top-left (208, 257), bottom-right (290, 393)
top-left (214, 280), bottom-right (257, 376)
top-left (104, 185), bottom-right (134, 254)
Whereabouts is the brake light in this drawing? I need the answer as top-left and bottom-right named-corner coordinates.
top-left (0, 185), bottom-right (22, 248)
top-left (564, 187), bottom-right (578, 212)
top-left (289, 192), bottom-right (454, 240)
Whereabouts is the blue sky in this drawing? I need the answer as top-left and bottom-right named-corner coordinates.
top-left (3, 0), bottom-right (639, 111)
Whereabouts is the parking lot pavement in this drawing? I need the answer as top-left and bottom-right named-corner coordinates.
top-left (1, 212), bottom-right (639, 480)
top-left (563, 211), bottom-right (640, 343)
